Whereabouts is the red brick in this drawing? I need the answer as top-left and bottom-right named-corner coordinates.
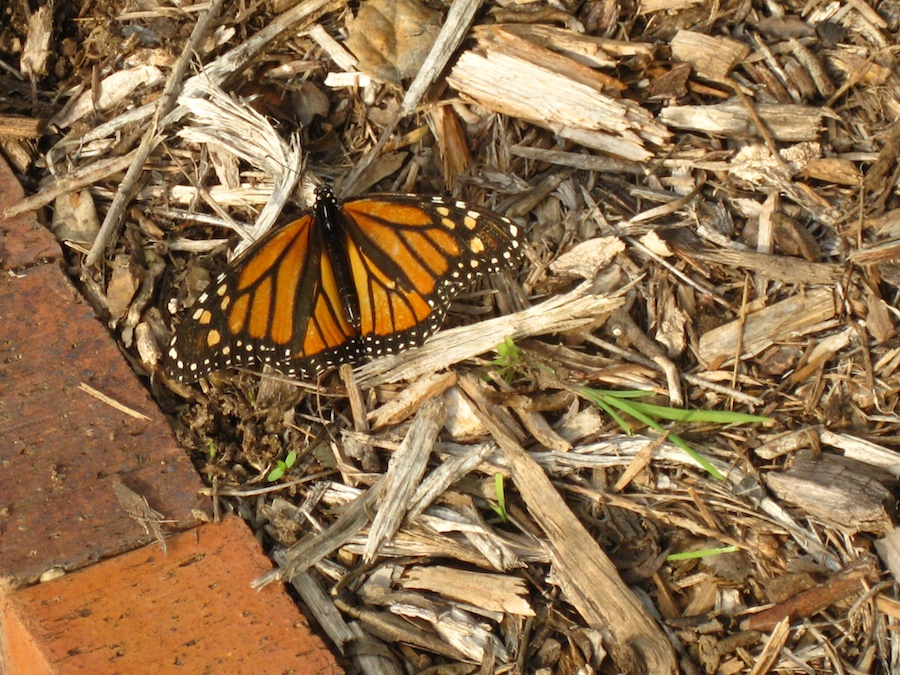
top-left (1, 515), bottom-right (343, 674)
top-left (0, 263), bottom-right (209, 582)
top-left (0, 157), bottom-right (60, 270)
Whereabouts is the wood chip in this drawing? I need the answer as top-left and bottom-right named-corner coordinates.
top-left (669, 30), bottom-right (750, 82)
top-left (448, 27), bottom-right (670, 162)
top-left (401, 565), bottom-right (535, 616)
top-left (698, 287), bottom-right (837, 364)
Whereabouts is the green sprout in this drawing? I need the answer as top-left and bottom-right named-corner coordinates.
top-left (576, 387), bottom-right (772, 481)
top-left (667, 545), bottom-right (740, 561)
top-left (490, 337), bottom-right (523, 382)
top-left (489, 473), bottom-right (509, 523)
top-left (267, 450), bottom-right (298, 482)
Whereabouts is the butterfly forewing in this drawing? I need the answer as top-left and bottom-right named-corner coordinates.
top-left (164, 188), bottom-right (522, 383)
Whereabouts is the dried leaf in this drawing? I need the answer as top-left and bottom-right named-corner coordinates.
top-left (345, 0), bottom-right (441, 85)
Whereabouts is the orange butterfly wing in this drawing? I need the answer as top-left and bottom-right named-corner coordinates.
top-left (340, 194), bottom-right (521, 359)
top-left (165, 213), bottom-right (360, 382)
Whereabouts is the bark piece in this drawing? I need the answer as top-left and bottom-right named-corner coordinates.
top-left (766, 451), bottom-right (893, 536)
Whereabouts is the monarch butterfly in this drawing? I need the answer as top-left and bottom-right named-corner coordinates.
top-left (164, 185), bottom-right (523, 383)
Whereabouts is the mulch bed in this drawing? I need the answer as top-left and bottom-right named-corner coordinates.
top-left (3, 0), bottom-right (900, 672)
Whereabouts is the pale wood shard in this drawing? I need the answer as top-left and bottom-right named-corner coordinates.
top-left (750, 618), bottom-right (791, 675)
top-left (3, 151), bottom-right (137, 218)
top-left (510, 144), bottom-right (646, 174)
top-left (447, 27), bottom-right (671, 162)
top-left (698, 287), bottom-right (837, 365)
top-left (548, 236), bottom-right (625, 279)
top-left (50, 66), bottom-right (166, 129)
top-left (669, 30), bottom-right (751, 82)
top-left (20, 3), bottom-right (54, 81)
top-left (364, 399), bottom-right (445, 562)
top-left (637, 0), bottom-right (705, 14)
top-left (659, 102), bottom-right (825, 142)
top-left (407, 443), bottom-right (495, 520)
top-left (819, 430), bottom-right (900, 480)
top-left (367, 371), bottom-right (458, 429)
top-left (355, 283), bottom-right (626, 386)
top-left (401, 565), bottom-right (535, 616)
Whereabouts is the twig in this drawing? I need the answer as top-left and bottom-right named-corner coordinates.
top-left (84, 0), bottom-right (225, 268)
top-left (78, 382), bottom-right (150, 420)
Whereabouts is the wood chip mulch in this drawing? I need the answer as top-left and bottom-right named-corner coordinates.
top-left (3, 0), bottom-right (900, 672)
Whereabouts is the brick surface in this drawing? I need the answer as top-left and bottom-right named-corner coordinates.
top-left (1, 515), bottom-right (343, 674)
top-left (0, 262), bottom-right (209, 582)
top-left (0, 159), bottom-right (60, 270)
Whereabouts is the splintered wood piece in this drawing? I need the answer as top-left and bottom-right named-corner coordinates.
top-left (20, 3), bottom-right (54, 80)
top-left (355, 283), bottom-right (626, 386)
top-left (389, 594), bottom-right (508, 662)
top-left (4, 151), bottom-right (137, 218)
top-left (426, 104), bottom-right (471, 189)
top-left (447, 27), bottom-right (670, 162)
top-left (0, 115), bottom-right (44, 140)
top-left (819, 429), bottom-right (900, 480)
top-left (669, 30), bottom-right (750, 82)
top-left (368, 371), bottom-right (457, 429)
top-left (364, 399), bottom-right (446, 562)
top-left (439, 494), bottom-right (524, 571)
top-left (400, 565), bottom-right (535, 616)
top-left (749, 617), bottom-right (790, 675)
top-left (698, 287), bottom-right (837, 365)
top-left (688, 248), bottom-right (843, 285)
top-left (460, 374), bottom-right (678, 673)
top-left (407, 443), bottom-right (494, 519)
top-left (481, 24), bottom-right (651, 73)
top-left (766, 451), bottom-right (893, 535)
top-left (549, 236), bottom-right (625, 279)
top-left (335, 596), bottom-right (467, 663)
top-left (638, 0), bottom-right (704, 14)
top-left (51, 66), bottom-right (166, 129)
top-left (255, 479), bottom-right (384, 587)
top-left (659, 103), bottom-right (824, 142)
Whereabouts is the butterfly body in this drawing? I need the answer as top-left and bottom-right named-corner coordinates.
top-left (165, 186), bottom-right (522, 383)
